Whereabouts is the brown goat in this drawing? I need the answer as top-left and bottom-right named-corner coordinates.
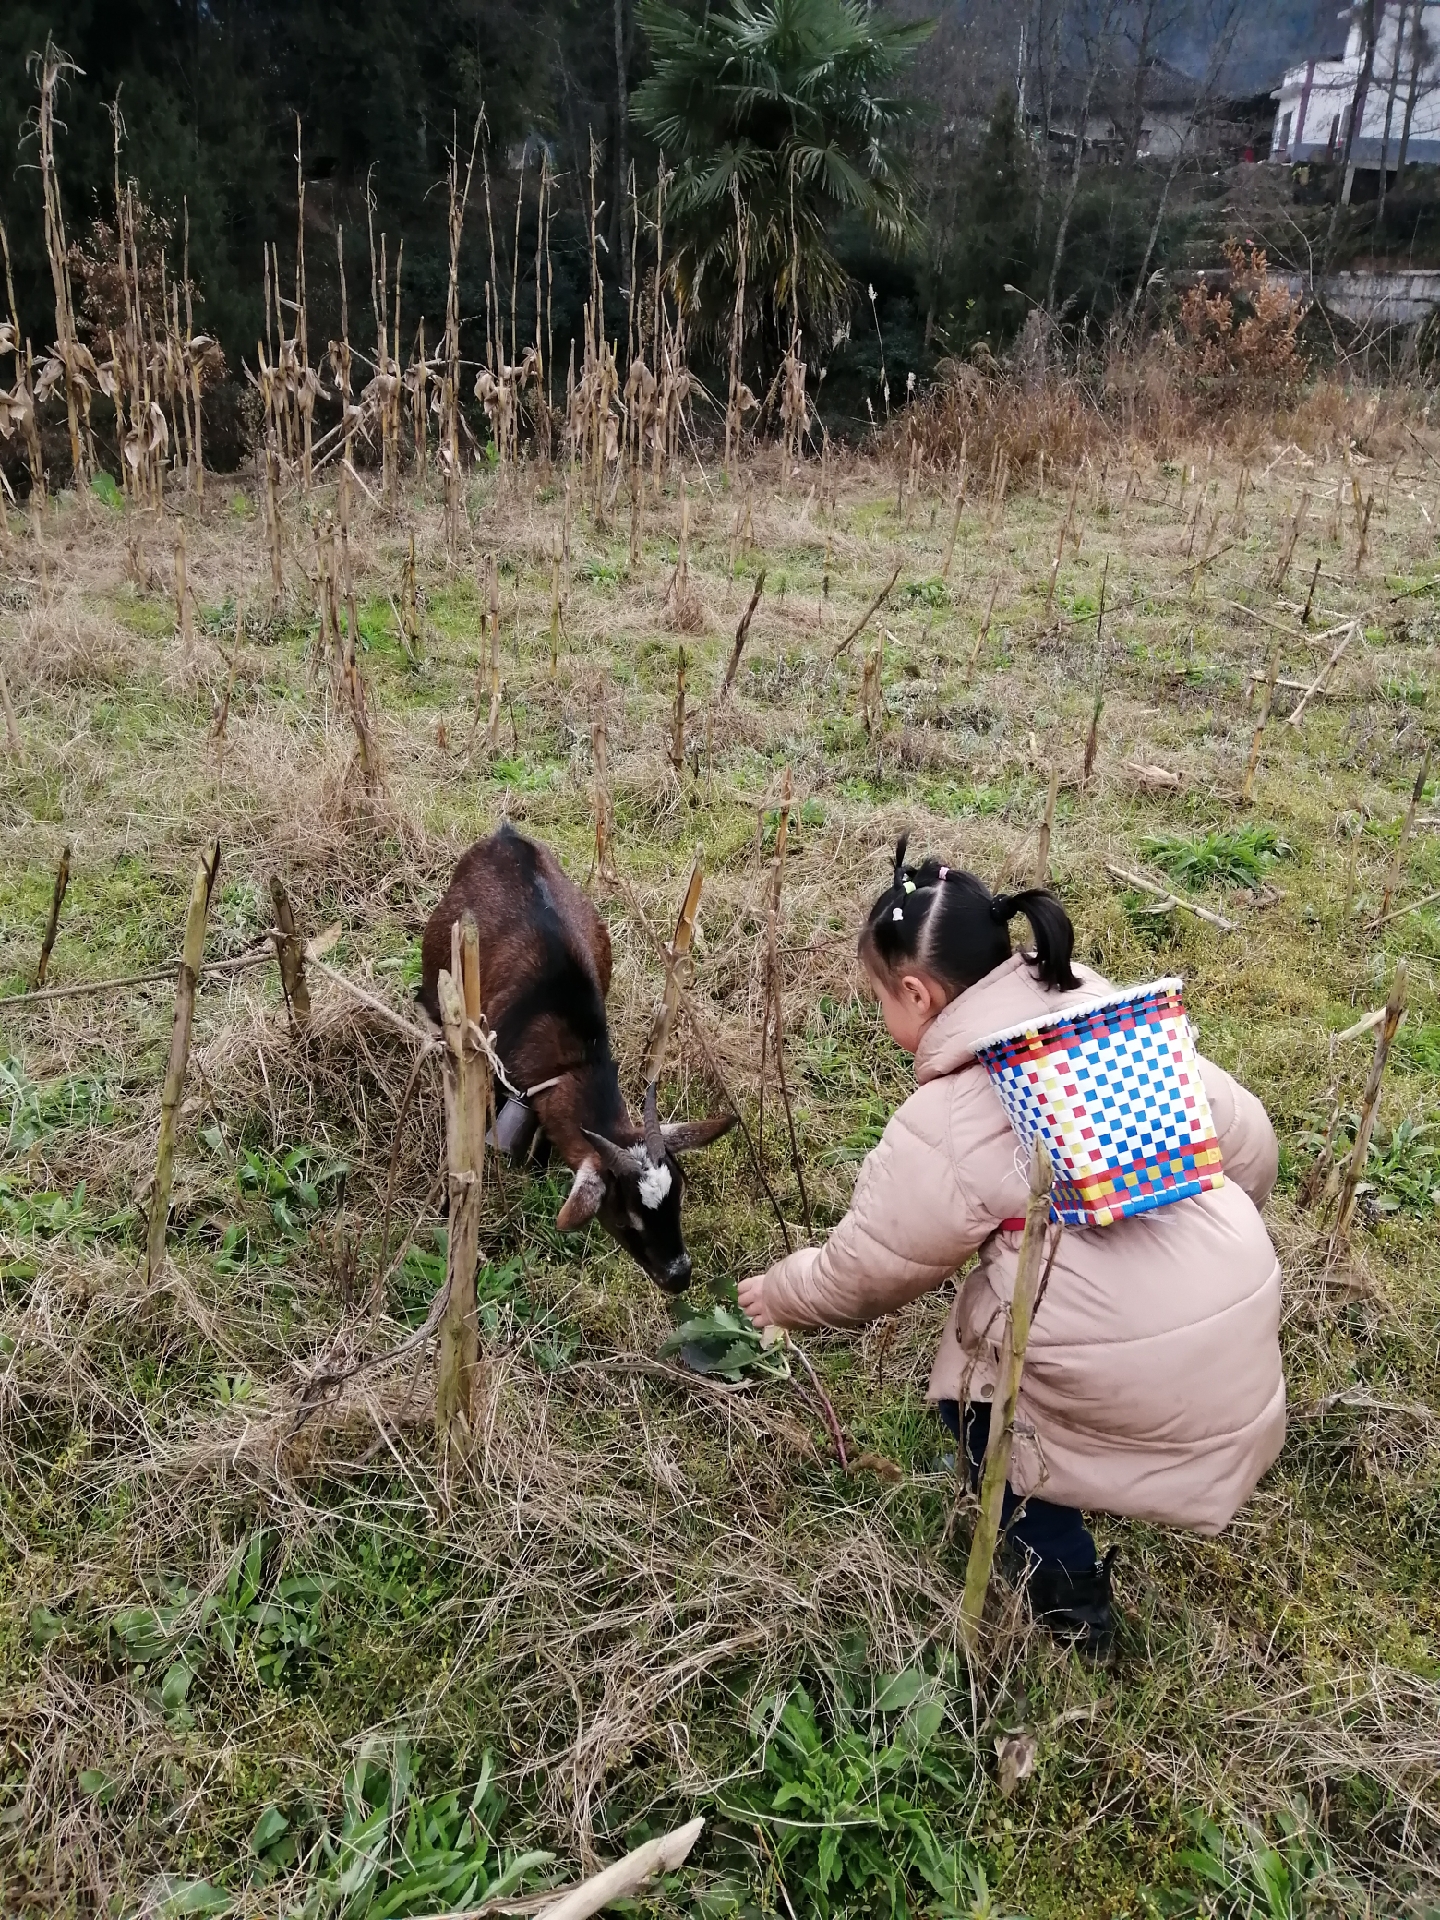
top-left (419, 825), bottom-right (732, 1290)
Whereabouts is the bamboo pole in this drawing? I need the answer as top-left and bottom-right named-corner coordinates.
top-left (965, 575), bottom-right (1000, 678)
top-left (1241, 641), bottom-right (1282, 805)
top-left (146, 840), bottom-right (221, 1287)
top-left (269, 874), bottom-right (310, 1028)
top-left (0, 652), bottom-right (21, 760)
top-left (33, 842), bottom-right (71, 988)
top-left (830, 560), bottom-right (901, 660)
top-left (537, 1817), bottom-right (705, 1920)
top-left (1374, 748), bottom-right (1431, 926)
top-left (1044, 470), bottom-right (1081, 615)
top-left (1332, 961), bottom-right (1407, 1247)
top-left (435, 913), bottom-right (489, 1456)
top-left (1104, 862), bottom-right (1236, 933)
top-left (644, 853), bottom-right (704, 1084)
top-left (961, 1137), bottom-right (1053, 1649)
top-left (1033, 764), bottom-right (1060, 888)
top-left (1287, 623), bottom-right (1355, 729)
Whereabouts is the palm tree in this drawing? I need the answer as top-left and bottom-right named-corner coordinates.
top-left (632, 0), bottom-right (929, 341)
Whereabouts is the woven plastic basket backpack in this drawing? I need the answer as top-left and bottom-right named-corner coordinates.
top-left (972, 977), bottom-right (1225, 1228)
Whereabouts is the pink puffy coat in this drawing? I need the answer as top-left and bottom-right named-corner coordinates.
top-left (760, 954), bottom-right (1285, 1533)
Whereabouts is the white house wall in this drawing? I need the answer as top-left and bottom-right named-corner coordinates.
top-left (1271, 0), bottom-right (1440, 165)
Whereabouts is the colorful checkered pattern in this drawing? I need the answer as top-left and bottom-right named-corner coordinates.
top-left (973, 978), bottom-right (1225, 1228)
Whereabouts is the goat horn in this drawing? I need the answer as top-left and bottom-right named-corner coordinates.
top-left (643, 1080), bottom-right (666, 1165)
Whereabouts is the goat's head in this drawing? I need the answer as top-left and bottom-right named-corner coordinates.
top-left (554, 1082), bottom-right (734, 1292)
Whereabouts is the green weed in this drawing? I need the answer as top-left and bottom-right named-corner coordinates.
top-left (89, 470), bottom-right (123, 510)
top-left (903, 577), bottom-right (950, 608)
top-left (281, 1742), bottom-right (553, 1913)
top-left (1, 1057), bottom-right (115, 1152)
top-left (233, 1142), bottom-right (349, 1234)
top-left (1142, 826), bottom-right (1292, 890)
top-left (715, 1672), bottom-right (1006, 1918)
top-left (1144, 1806), bottom-right (1366, 1918)
top-left (661, 1290), bottom-right (792, 1383)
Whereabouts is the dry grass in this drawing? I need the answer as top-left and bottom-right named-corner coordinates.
top-left (2, 406), bottom-right (1439, 1917)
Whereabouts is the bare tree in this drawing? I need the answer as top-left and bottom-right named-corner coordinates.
top-left (1045, 0), bottom-right (1123, 314)
top-left (1331, 0), bottom-right (1379, 232)
top-left (615, 0), bottom-right (631, 290)
top-left (1397, 0), bottom-right (1435, 175)
top-left (1120, 0), bottom-right (1192, 165)
top-left (1124, 0), bottom-right (1243, 332)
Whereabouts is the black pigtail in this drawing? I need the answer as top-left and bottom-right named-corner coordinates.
top-left (996, 888), bottom-right (1079, 991)
top-left (891, 832), bottom-right (910, 893)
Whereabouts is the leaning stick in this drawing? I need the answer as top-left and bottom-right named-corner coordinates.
top-left (1287, 623), bottom-right (1355, 729)
top-left (1, 949), bottom-right (270, 1009)
top-left (831, 559), bottom-right (901, 659)
top-left (1033, 764), bottom-right (1060, 887)
top-left (434, 915), bottom-right (488, 1459)
top-left (0, 652), bottom-right (21, 759)
top-left (269, 874), bottom-right (310, 1027)
top-left (966, 575), bottom-right (1001, 678)
top-left (33, 841), bottom-right (71, 988)
top-left (644, 852), bottom-right (704, 1084)
top-left (1104, 862), bottom-right (1237, 933)
top-left (722, 569), bottom-right (766, 693)
top-left (146, 840), bottom-right (221, 1287)
top-left (961, 1137), bottom-right (1053, 1650)
top-left (1374, 748), bottom-right (1431, 926)
top-left (1368, 884), bottom-right (1440, 931)
top-left (1044, 469), bottom-right (1081, 614)
top-left (1332, 960), bottom-right (1407, 1247)
top-left (535, 1817), bottom-right (705, 1920)
top-left (1241, 641), bottom-right (1282, 805)
top-left (940, 472), bottom-right (967, 582)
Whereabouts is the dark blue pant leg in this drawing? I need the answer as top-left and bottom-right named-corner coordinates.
top-left (937, 1398), bottom-right (1097, 1572)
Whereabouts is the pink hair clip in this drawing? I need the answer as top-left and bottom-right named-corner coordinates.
top-left (938, 866), bottom-right (949, 881)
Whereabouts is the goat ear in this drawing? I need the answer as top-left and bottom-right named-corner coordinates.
top-left (660, 1114), bottom-right (737, 1154)
top-left (581, 1129), bottom-right (645, 1177)
top-left (556, 1159), bottom-right (606, 1231)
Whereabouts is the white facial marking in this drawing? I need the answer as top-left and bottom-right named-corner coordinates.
top-left (638, 1162), bottom-right (673, 1210)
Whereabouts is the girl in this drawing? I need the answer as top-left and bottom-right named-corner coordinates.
top-left (738, 838), bottom-right (1284, 1654)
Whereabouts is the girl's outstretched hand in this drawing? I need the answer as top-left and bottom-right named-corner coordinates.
top-left (737, 1272), bottom-right (773, 1328)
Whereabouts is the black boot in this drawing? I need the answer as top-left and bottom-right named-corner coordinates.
top-left (1022, 1547), bottom-right (1117, 1657)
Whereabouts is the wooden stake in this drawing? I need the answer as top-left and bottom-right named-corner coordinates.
top-left (966, 575), bottom-right (1000, 678)
top-left (435, 913), bottom-right (489, 1456)
top-left (830, 559), bottom-right (901, 660)
top-left (1374, 748), bottom-right (1431, 925)
top-left (269, 874), bottom-right (310, 1028)
top-left (1081, 692), bottom-right (1104, 790)
top-left (1355, 492), bottom-right (1373, 575)
top-left (961, 1136), bottom-right (1053, 1650)
top-left (146, 839), bottom-right (221, 1287)
top-left (764, 768), bottom-right (812, 1240)
top-left (644, 853), bottom-right (704, 1085)
top-left (33, 841), bottom-right (71, 988)
top-left (539, 1817), bottom-right (705, 1920)
top-left (1044, 469), bottom-right (1081, 615)
top-left (940, 468), bottom-right (967, 582)
top-left (0, 652), bottom-right (21, 760)
top-left (1241, 641), bottom-right (1281, 805)
top-left (1287, 623), bottom-right (1355, 729)
top-left (1105, 861), bottom-right (1237, 933)
top-left (590, 721), bottom-right (614, 884)
top-left (1300, 555), bottom-right (1321, 626)
top-left (722, 570), bottom-right (766, 696)
top-left (669, 646), bottom-right (687, 773)
top-left (1033, 763), bottom-right (1060, 887)
top-left (174, 521), bottom-right (193, 651)
top-left (1331, 961), bottom-right (1406, 1247)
